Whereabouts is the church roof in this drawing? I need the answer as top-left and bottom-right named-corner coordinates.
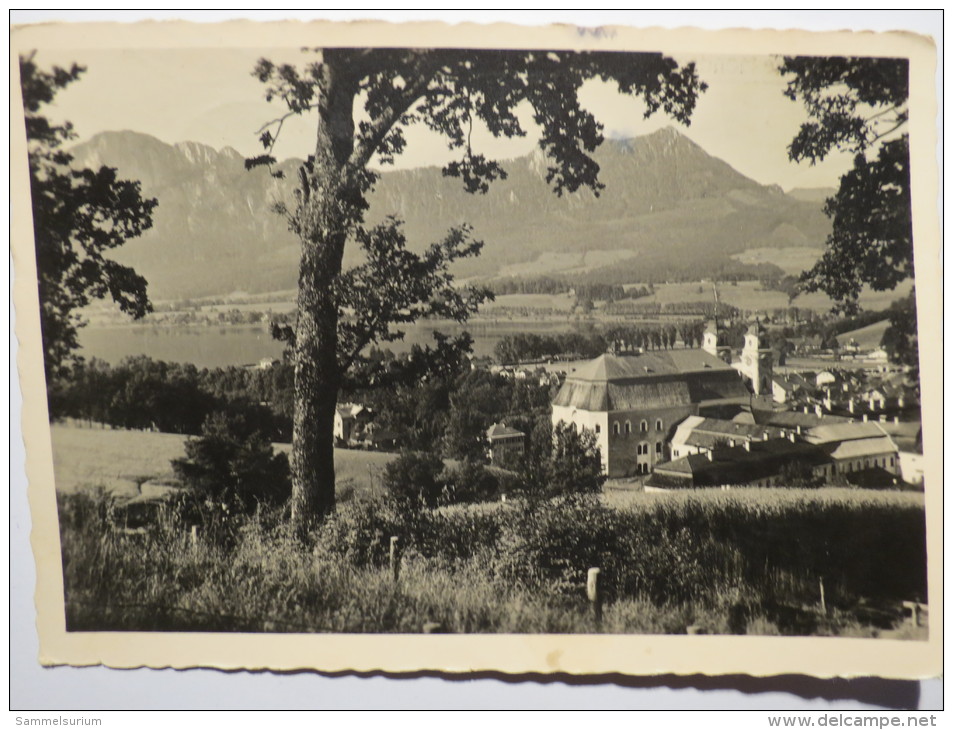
top-left (553, 351), bottom-right (750, 412)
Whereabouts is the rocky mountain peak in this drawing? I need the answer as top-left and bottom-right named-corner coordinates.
top-left (63, 127), bottom-right (831, 299)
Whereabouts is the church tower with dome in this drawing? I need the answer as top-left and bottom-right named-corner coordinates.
top-left (737, 320), bottom-right (773, 395)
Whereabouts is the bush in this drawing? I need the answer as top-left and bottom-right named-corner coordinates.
top-left (493, 498), bottom-right (720, 604)
top-left (441, 459), bottom-right (500, 505)
top-left (382, 450), bottom-right (445, 509)
top-left (172, 411), bottom-right (291, 514)
top-left (519, 421), bottom-right (605, 499)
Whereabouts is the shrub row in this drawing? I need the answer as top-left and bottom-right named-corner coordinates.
top-left (58, 487), bottom-right (926, 634)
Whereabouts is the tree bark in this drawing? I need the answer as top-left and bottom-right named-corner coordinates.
top-left (289, 54), bottom-right (358, 530)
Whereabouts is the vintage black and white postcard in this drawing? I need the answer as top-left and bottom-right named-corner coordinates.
top-left (11, 17), bottom-right (941, 678)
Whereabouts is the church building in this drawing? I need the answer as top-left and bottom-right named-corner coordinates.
top-left (551, 349), bottom-right (752, 478)
top-left (734, 320), bottom-right (774, 395)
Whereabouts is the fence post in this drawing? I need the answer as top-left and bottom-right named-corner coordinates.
top-left (190, 525), bottom-right (199, 550)
top-left (903, 601), bottom-right (921, 627)
top-left (390, 536), bottom-right (400, 582)
top-left (587, 567), bottom-right (603, 629)
top-left (819, 576), bottom-right (827, 615)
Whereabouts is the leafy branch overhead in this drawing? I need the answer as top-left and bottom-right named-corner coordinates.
top-left (334, 219), bottom-right (492, 373)
top-left (21, 53), bottom-right (158, 382)
top-left (780, 56), bottom-right (912, 314)
top-left (251, 49), bottom-right (706, 197)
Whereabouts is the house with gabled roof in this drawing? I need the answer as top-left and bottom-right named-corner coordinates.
top-left (486, 422), bottom-right (525, 466)
top-left (803, 421), bottom-right (901, 478)
top-left (334, 402), bottom-right (372, 444)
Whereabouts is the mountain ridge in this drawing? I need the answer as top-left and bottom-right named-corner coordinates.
top-left (67, 127), bottom-right (831, 299)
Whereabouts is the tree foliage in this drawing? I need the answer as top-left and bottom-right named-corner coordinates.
top-left (172, 411), bottom-right (291, 514)
top-left (780, 56), bottom-right (911, 315)
top-left (880, 288), bottom-right (919, 376)
top-left (519, 420), bottom-right (605, 499)
top-left (20, 53), bottom-right (158, 382)
top-left (251, 47), bottom-right (706, 525)
top-left (381, 450), bottom-right (446, 510)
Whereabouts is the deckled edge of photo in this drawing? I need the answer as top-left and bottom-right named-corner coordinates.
top-left (10, 17), bottom-right (941, 680)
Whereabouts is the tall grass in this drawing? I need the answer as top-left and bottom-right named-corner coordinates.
top-left (58, 488), bottom-right (926, 636)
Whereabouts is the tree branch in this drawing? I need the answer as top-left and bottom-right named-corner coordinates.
top-left (346, 54), bottom-right (441, 175)
top-left (867, 118), bottom-right (907, 146)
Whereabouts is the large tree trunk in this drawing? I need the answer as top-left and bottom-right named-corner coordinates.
top-left (290, 257), bottom-right (341, 526)
top-left (289, 54), bottom-right (358, 530)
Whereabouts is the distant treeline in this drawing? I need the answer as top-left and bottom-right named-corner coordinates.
top-left (49, 356), bottom-right (294, 441)
top-left (485, 276), bottom-right (652, 303)
top-left (567, 258), bottom-right (785, 289)
top-left (494, 321), bottom-right (710, 364)
top-left (603, 301), bottom-right (739, 319)
top-left (495, 333), bottom-right (607, 364)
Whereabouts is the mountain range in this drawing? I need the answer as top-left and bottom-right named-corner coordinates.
top-left (68, 127), bottom-right (833, 300)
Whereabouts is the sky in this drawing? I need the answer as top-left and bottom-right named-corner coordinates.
top-left (24, 44), bottom-right (860, 192)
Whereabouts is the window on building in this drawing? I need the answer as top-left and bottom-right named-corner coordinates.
top-left (890, 457), bottom-right (895, 467)
top-left (625, 421), bottom-right (631, 435)
top-left (656, 419), bottom-right (663, 431)
top-left (655, 442), bottom-right (663, 455)
top-left (594, 424), bottom-right (601, 434)
top-left (613, 422), bottom-right (620, 436)
top-left (640, 420), bottom-right (648, 433)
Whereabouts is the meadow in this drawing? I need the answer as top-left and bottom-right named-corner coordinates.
top-left (52, 425), bottom-right (928, 637)
top-left (50, 423), bottom-right (396, 501)
top-left (625, 279), bottom-right (913, 315)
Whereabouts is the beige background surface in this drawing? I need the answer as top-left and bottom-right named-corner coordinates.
top-left (9, 9), bottom-right (943, 706)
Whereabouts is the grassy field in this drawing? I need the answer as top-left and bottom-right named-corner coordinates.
top-left (603, 484), bottom-right (924, 511)
top-left (50, 424), bottom-right (396, 501)
top-left (618, 279), bottom-right (913, 315)
top-left (58, 483), bottom-right (928, 636)
top-left (481, 292), bottom-right (576, 312)
top-left (50, 425), bottom-right (928, 636)
top-left (731, 247), bottom-right (823, 275)
top-left (497, 250), bottom-right (638, 278)
top-left (839, 318), bottom-right (891, 350)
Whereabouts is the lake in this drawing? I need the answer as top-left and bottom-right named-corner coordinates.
top-left (77, 319), bottom-right (584, 368)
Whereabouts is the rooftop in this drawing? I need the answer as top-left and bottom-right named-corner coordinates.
top-left (805, 421), bottom-right (890, 444)
top-left (567, 351), bottom-right (736, 382)
top-left (554, 351), bottom-right (750, 412)
top-left (487, 423), bottom-right (525, 440)
top-left (653, 437), bottom-right (832, 486)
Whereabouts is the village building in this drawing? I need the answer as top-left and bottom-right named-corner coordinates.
top-left (771, 372), bottom-right (817, 404)
top-left (700, 319), bottom-right (732, 364)
top-left (486, 422), bottom-right (526, 466)
top-left (733, 321), bottom-right (774, 395)
top-left (551, 350), bottom-right (750, 477)
top-left (647, 435), bottom-right (833, 489)
top-left (333, 403), bottom-right (372, 444)
top-left (668, 416), bottom-right (781, 459)
top-left (742, 408), bottom-right (849, 431)
top-left (353, 423), bottom-right (399, 451)
top-left (802, 421), bottom-right (901, 478)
